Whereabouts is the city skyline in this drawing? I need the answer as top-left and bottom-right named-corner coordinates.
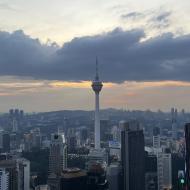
top-left (0, 0), bottom-right (190, 111)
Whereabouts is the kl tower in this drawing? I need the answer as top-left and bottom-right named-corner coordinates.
top-left (91, 58), bottom-right (103, 150)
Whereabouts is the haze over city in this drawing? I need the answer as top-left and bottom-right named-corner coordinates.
top-left (0, 0), bottom-right (190, 112)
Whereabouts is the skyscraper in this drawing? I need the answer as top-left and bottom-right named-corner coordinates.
top-left (185, 123), bottom-right (190, 189)
top-left (48, 133), bottom-right (67, 175)
top-left (171, 108), bottom-right (178, 140)
top-left (153, 127), bottom-right (160, 149)
top-left (17, 158), bottom-right (30, 190)
top-left (157, 153), bottom-right (172, 190)
top-left (145, 153), bottom-right (158, 190)
top-left (91, 58), bottom-right (103, 150)
top-left (0, 168), bottom-right (9, 190)
top-left (0, 158), bottom-right (30, 190)
top-left (121, 121), bottom-right (145, 190)
top-left (107, 162), bottom-right (123, 190)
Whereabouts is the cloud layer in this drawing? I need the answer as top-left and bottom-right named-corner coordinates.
top-left (0, 28), bottom-right (190, 83)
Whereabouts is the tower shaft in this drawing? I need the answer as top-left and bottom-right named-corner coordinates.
top-left (95, 92), bottom-right (100, 149)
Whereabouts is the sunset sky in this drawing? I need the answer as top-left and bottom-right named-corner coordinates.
top-left (0, 0), bottom-right (190, 112)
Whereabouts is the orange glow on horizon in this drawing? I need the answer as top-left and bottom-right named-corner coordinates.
top-left (121, 80), bottom-right (190, 89)
top-left (49, 81), bottom-right (115, 88)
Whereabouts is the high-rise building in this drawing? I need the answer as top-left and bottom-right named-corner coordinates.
top-left (153, 127), bottom-right (160, 149)
top-left (185, 123), bottom-right (190, 189)
top-left (9, 109), bottom-right (24, 132)
top-left (17, 158), bottom-right (30, 190)
top-left (145, 153), bottom-right (157, 190)
top-left (91, 58), bottom-right (103, 150)
top-left (111, 125), bottom-right (121, 143)
top-left (107, 162), bottom-right (123, 190)
top-left (79, 127), bottom-right (88, 146)
top-left (171, 154), bottom-right (185, 190)
top-left (0, 158), bottom-right (30, 190)
top-left (121, 121), bottom-right (145, 190)
top-left (157, 153), bottom-right (172, 190)
top-left (171, 108), bottom-right (178, 140)
top-left (0, 160), bottom-right (17, 190)
top-left (2, 133), bottom-right (10, 153)
top-left (31, 128), bottom-right (41, 148)
top-left (100, 120), bottom-right (109, 142)
top-left (67, 128), bottom-right (77, 153)
top-left (48, 133), bottom-right (67, 176)
top-left (0, 168), bottom-right (9, 190)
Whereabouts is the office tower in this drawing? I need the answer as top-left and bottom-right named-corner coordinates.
top-left (67, 128), bottom-right (77, 153)
top-left (0, 160), bottom-right (17, 190)
top-left (91, 58), bottom-right (103, 150)
top-left (12, 118), bottom-right (18, 132)
top-left (9, 109), bottom-right (25, 132)
top-left (107, 162), bottom-right (123, 190)
top-left (2, 133), bottom-right (10, 153)
top-left (23, 134), bottom-right (32, 151)
top-left (0, 158), bottom-right (30, 190)
top-left (153, 127), bottom-right (160, 149)
top-left (67, 136), bottom-right (77, 153)
top-left (121, 121), bottom-right (145, 190)
top-left (185, 123), bottom-right (190, 189)
top-left (172, 154), bottom-right (185, 190)
top-left (49, 133), bottom-right (67, 175)
top-left (145, 153), bottom-right (158, 190)
top-left (100, 120), bottom-right (109, 142)
top-left (0, 131), bottom-right (11, 153)
top-left (31, 128), bottom-right (41, 148)
top-left (22, 159), bottom-right (30, 190)
top-left (171, 108), bottom-right (178, 140)
top-left (10, 133), bottom-right (19, 151)
top-left (111, 125), bottom-right (121, 143)
top-left (0, 168), bottom-right (9, 190)
top-left (17, 158), bottom-right (30, 190)
top-left (79, 127), bottom-right (88, 146)
top-left (157, 153), bottom-right (172, 190)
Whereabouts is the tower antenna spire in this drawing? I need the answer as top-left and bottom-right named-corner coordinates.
top-left (95, 56), bottom-right (99, 81)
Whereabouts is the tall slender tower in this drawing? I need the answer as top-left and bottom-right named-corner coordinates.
top-left (91, 58), bottom-right (103, 150)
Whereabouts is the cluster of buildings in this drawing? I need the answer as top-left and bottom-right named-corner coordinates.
top-left (0, 63), bottom-right (190, 190)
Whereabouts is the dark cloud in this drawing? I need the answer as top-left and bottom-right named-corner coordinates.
top-left (0, 28), bottom-right (190, 83)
